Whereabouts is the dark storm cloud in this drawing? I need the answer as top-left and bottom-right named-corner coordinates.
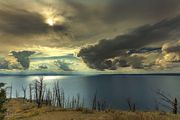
top-left (64, 0), bottom-right (95, 21)
top-left (65, 0), bottom-right (180, 24)
top-left (11, 51), bottom-right (35, 69)
top-left (78, 15), bottom-right (180, 70)
top-left (125, 56), bottom-right (145, 69)
top-left (61, 0), bottom-right (180, 45)
top-left (0, 7), bottom-right (67, 35)
top-left (105, 0), bottom-right (180, 23)
top-left (1, 0), bottom-right (180, 51)
top-left (111, 55), bottom-right (145, 70)
top-left (0, 8), bottom-right (48, 35)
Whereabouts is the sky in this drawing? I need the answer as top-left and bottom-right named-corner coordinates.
top-left (0, 0), bottom-right (180, 74)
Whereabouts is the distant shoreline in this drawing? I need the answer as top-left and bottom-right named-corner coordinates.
top-left (0, 73), bottom-right (179, 76)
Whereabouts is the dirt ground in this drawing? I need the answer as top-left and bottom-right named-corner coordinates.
top-left (4, 99), bottom-right (180, 120)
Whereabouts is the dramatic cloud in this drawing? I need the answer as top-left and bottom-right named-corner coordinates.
top-left (163, 53), bottom-right (180, 62)
top-left (65, 0), bottom-right (180, 23)
top-left (155, 41), bottom-right (180, 68)
top-left (0, 0), bottom-right (180, 72)
top-left (162, 41), bottom-right (180, 54)
top-left (105, 0), bottom-right (180, 23)
top-left (78, 16), bottom-right (180, 70)
top-left (1, 0), bottom-right (180, 53)
top-left (63, 0), bottom-right (180, 42)
top-left (11, 51), bottom-right (35, 69)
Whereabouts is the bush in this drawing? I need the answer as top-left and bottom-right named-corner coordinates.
top-left (0, 83), bottom-right (6, 120)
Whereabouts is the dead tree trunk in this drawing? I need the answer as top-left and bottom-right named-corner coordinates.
top-left (173, 98), bottom-right (177, 114)
top-left (92, 91), bottom-right (97, 110)
top-left (22, 85), bottom-right (27, 99)
top-left (29, 84), bottom-right (33, 102)
top-left (34, 77), bottom-right (45, 108)
top-left (133, 104), bottom-right (136, 112)
top-left (54, 81), bottom-right (62, 107)
top-left (127, 98), bottom-right (132, 111)
top-left (35, 81), bottom-right (38, 103)
top-left (45, 89), bottom-right (52, 106)
top-left (126, 98), bottom-right (136, 112)
top-left (9, 84), bottom-right (12, 99)
top-left (16, 90), bottom-right (19, 98)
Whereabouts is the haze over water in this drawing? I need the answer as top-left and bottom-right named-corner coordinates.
top-left (1, 75), bottom-right (180, 111)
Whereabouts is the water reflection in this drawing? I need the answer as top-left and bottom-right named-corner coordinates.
top-left (0, 75), bottom-right (179, 110)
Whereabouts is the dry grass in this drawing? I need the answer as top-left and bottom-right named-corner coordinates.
top-left (4, 99), bottom-right (62, 120)
top-left (4, 99), bottom-right (180, 120)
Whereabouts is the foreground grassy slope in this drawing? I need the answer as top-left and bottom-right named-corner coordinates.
top-left (5, 99), bottom-right (180, 120)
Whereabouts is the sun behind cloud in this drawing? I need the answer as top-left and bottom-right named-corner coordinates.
top-left (43, 7), bottom-right (66, 26)
top-left (46, 18), bottom-right (55, 26)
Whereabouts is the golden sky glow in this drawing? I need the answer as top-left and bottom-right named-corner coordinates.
top-left (0, 0), bottom-right (179, 73)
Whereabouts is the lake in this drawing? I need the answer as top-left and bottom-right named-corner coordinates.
top-left (0, 75), bottom-right (180, 111)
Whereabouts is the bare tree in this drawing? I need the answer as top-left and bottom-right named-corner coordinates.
top-left (126, 98), bottom-right (136, 112)
top-left (16, 90), bottom-right (19, 98)
top-left (54, 81), bottom-right (62, 107)
top-left (92, 91), bottom-right (97, 110)
top-left (10, 83), bottom-right (12, 99)
top-left (127, 98), bottom-right (132, 111)
top-left (45, 89), bottom-right (52, 106)
top-left (34, 77), bottom-right (46, 108)
top-left (29, 84), bottom-right (33, 102)
top-left (156, 90), bottom-right (178, 114)
top-left (5, 84), bottom-right (12, 99)
top-left (154, 100), bottom-right (159, 111)
top-left (22, 85), bottom-right (27, 99)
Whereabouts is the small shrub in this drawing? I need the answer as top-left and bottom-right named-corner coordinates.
top-left (0, 83), bottom-right (6, 120)
top-left (82, 108), bottom-right (93, 114)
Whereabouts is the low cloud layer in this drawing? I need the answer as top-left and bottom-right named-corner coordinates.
top-left (54, 60), bottom-right (73, 71)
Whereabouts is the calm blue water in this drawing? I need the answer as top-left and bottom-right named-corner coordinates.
top-left (0, 75), bottom-right (180, 111)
